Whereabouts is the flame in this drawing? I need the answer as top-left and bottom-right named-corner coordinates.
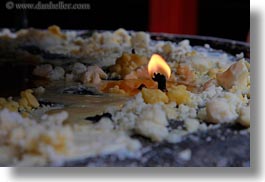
top-left (148, 54), bottom-right (171, 79)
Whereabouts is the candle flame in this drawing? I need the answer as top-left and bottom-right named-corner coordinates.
top-left (148, 54), bottom-right (171, 79)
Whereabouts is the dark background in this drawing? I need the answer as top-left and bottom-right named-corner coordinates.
top-left (0, 0), bottom-right (249, 41)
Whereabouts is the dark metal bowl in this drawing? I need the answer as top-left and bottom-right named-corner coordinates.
top-left (0, 31), bottom-right (250, 166)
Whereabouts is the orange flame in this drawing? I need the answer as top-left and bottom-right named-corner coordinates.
top-left (148, 54), bottom-right (171, 79)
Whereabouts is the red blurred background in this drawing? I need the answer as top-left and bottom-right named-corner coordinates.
top-left (150, 0), bottom-right (197, 35)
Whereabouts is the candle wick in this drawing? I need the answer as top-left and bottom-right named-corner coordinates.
top-left (152, 72), bottom-right (167, 92)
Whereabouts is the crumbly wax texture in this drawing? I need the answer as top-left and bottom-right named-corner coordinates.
top-left (0, 109), bottom-right (141, 166)
top-left (0, 27), bottom-right (250, 166)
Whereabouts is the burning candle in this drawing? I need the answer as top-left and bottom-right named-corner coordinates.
top-left (148, 54), bottom-right (171, 92)
top-left (101, 54), bottom-right (172, 96)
